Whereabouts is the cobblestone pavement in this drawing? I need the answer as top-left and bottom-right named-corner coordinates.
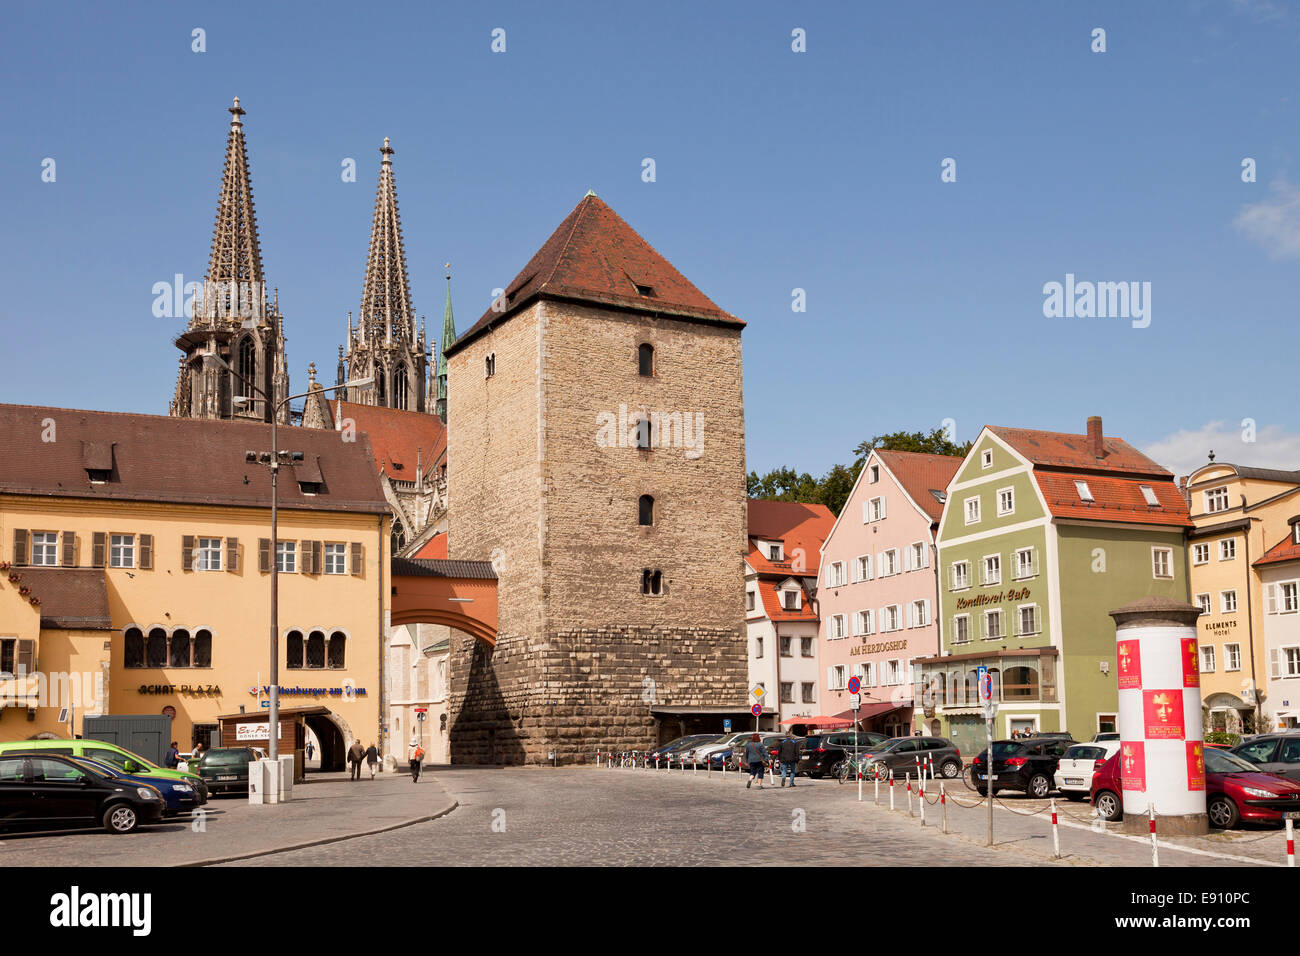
top-left (0, 770), bottom-right (453, 866)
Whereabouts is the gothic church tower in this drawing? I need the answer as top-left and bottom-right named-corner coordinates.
top-left (171, 98), bottom-right (290, 423)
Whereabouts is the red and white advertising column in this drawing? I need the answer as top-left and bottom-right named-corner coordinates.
top-left (1109, 596), bottom-right (1209, 836)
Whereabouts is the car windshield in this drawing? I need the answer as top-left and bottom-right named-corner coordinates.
top-left (1064, 745), bottom-right (1105, 761)
top-left (803, 736), bottom-right (824, 748)
top-left (1204, 747), bottom-right (1258, 775)
top-left (869, 739), bottom-right (904, 753)
top-left (84, 746), bottom-right (156, 772)
top-left (203, 750), bottom-right (253, 766)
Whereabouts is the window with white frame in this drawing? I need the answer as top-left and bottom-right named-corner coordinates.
top-left (196, 537), bottom-right (223, 571)
top-left (827, 562), bottom-right (846, 587)
top-left (952, 614), bottom-right (971, 644)
top-left (950, 560), bottom-right (970, 591)
top-left (1014, 546), bottom-right (1037, 580)
top-left (884, 659), bottom-right (903, 686)
top-left (1200, 645), bottom-right (1216, 673)
top-left (855, 610), bottom-right (874, 636)
top-left (801, 682), bottom-right (816, 703)
top-left (745, 590), bottom-right (756, 612)
top-left (855, 555), bottom-right (872, 582)
top-left (965, 496), bottom-right (981, 524)
top-left (861, 661), bottom-right (876, 686)
top-left (909, 599), bottom-right (930, 627)
top-left (981, 449), bottom-right (993, 469)
top-left (908, 542), bottom-right (927, 570)
top-left (324, 542), bottom-right (347, 575)
top-left (768, 543), bottom-right (784, 561)
top-left (110, 534), bottom-right (135, 569)
top-left (1204, 487), bottom-right (1230, 513)
top-left (1219, 539), bottom-right (1236, 561)
top-left (31, 532), bottom-right (58, 566)
top-left (829, 665), bottom-right (846, 690)
top-left (982, 554), bottom-right (1001, 586)
top-left (879, 549), bottom-right (899, 577)
top-left (1224, 643), bottom-right (1241, 672)
top-left (830, 614), bottom-right (846, 639)
top-left (1267, 581), bottom-right (1299, 614)
top-left (781, 589), bottom-right (800, 610)
top-left (1152, 547), bottom-right (1173, 579)
top-left (997, 487), bottom-right (1015, 516)
top-left (275, 540), bottom-right (296, 573)
top-left (1016, 604), bottom-right (1040, 637)
top-left (865, 496), bottom-right (886, 522)
top-left (1281, 646), bottom-right (1300, 677)
top-left (984, 609), bottom-right (1003, 640)
top-left (1195, 593), bottom-right (1211, 615)
top-left (882, 604), bottom-right (901, 632)
top-left (1192, 543), bottom-right (1210, 565)
top-left (869, 464), bottom-right (880, 484)
top-left (1295, 523), bottom-right (1300, 545)
top-left (1221, 589), bottom-right (1238, 614)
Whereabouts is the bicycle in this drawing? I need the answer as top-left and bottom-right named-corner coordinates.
top-left (835, 753), bottom-right (884, 784)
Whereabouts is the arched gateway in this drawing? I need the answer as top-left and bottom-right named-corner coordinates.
top-left (389, 557), bottom-right (498, 646)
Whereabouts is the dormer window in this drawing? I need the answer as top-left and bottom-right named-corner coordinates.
top-left (635, 284), bottom-right (655, 297)
top-left (86, 469), bottom-right (112, 483)
top-left (781, 589), bottom-right (800, 611)
top-left (1293, 521), bottom-right (1300, 545)
top-left (768, 542), bottom-right (784, 562)
top-left (298, 481), bottom-right (323, 496)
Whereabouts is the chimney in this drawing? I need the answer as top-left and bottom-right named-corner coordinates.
top-left (1086, 416), bottom-right (1103, 459)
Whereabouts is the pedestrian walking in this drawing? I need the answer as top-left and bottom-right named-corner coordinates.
top-left (348, 739), bottom-right (364, 781)
top-left (164, 741), bottom-right (179, 770)
top-left (305, 740), bottom-right (314, 762)
top-left (777, 731), bottom-right (800, 788)
top-left (365, 743), bottom-right (379, 780)
top-left (409, 739), bottom-right (425, 783)
top-left (744, 733), bottom-right (766, 789)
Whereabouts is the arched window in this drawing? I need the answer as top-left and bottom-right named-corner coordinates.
top-left (638, 343), bottom-right (654, 377)
top-left (237, 336), bottom-right (257, 400)
top-left (193, 629), bottom-right (212, 668)
top-left (327, 631), bottom-right (346, 669)
top-left (124, 628), bottom-right (144, 668)
top-left (1003, 665), bottom-right (1038, 700)
top-left (376, 370), bottom-right (387, 406)
top-left (286, 630), bottom-right (304, 670)
top-left (146, 628), bottom-right (168, 668)
top-left (306, 631), bottom-right (326, 669)
top-left (932, 672), bottom-right (947, 707)
top-left (638, 494), bottom-right (655, 526)
top-left (393, 365), bottom-right (407, 410)
top-left (392, 520), bottom-right (406, 554)
top-left (634, 416), bottom-right (651, 450)
top-left (169, 629), bottom-right (191, 668)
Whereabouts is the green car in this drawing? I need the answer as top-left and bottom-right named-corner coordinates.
top-left (0, 738), bottom-right (209, 804)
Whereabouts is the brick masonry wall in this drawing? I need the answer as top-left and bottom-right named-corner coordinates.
top-left (445, 299), bottom-right (748, 764)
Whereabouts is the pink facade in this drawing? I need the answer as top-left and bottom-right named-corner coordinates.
top-left (817, 450), bottom-right (961, 736)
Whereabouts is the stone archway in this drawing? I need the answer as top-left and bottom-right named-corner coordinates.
top-left (304, 711), bottom-right (350, 773)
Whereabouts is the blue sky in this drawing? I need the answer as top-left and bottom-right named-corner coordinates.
top-left (3, 0), bottom-right (1299, 478)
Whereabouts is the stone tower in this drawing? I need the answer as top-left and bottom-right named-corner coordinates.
top-left (435, 265), bottom-right (456, 422)
top-left (171, 98), bottom-right (290, 423)
top-left (339, 139), bottom-right (428, 411)
top-left (444, 193), bottom-right (750, 764)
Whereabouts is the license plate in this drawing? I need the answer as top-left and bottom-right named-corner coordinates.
top-left (979, 774), bottom-right (997, 781)
top-left (216, 775), bottom-right (237, 781)
top-left (1065, 778), bottom-right (1083, 785)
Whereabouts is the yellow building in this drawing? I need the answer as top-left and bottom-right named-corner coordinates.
top-left (0, 404), bottom-right (390, 769)
top-left (1184, 461), bottom-right (1300, 732)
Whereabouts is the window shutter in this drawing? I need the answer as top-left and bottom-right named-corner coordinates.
top-left (1266, 583), bottom-right (1278, 615)
top-left (1270, 648), bottom-right (1281, 679)
top-left (181, 535), bottom-right (195, 571)
top-left (904, 547), bottom-right (913, 572)
top-left (351, 542), bottom-right (364, 576)
top-left (61, 531), bottom-right (76, 567)
top-left (12, 529), bottom-right (27, 566)
top-left (226, 537), bottom-right (239, 573)
top-left (139, 534), bottom-right (153, 570)
top-left (299, 540), bottom-right (312, 574)
top-left (92, 532), bottom-right (106, 569)
top-left (826, 666), bottom-right (834, 690)
top-left (923, 599), bottom-right (932, 626)
top-left (862, 500), bottom-right (870, 523)
top-left (313, 541), bottom-right (323, 575)
top-left (258, 538), bottom-right (271, 574)
top-left (17, 639), bottom-right (36, 674)
top-left (907, 603), bottom-right (915, 628)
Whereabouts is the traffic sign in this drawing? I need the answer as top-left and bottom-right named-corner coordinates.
top-left (723, 719), bottom-right (731, 732)
top-left (982, 701), bottom-right (998, 720)
top-left (416, 712), bottom-right (427, 723)
top-left (750, 684), bottom-right (765, 701)
top-left (414, 707), bottom-right (428, 713)
top-left (977, 665), bottom-right (992, 703)
top-left (751, 704), bottom-right (763, 717)
top-left (850, 693), bottom-right (861, 710)
top-left (847, 675), bottom-right (861, 695)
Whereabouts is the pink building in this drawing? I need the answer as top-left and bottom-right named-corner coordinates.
top-left (818, 450), bottom-right (962, 736)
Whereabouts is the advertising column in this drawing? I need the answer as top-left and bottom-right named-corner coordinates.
top-left (1109, 596), bottom-right (1208, 835)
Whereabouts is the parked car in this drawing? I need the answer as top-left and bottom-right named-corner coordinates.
top-left (1091, 732), bottom-right (1120, 742)
top-left (722, 733), bottom-right (787, 770)
top-left (69, 756), bottom-right (200, 816)
top-left (1091, 745), bottom-right (1300, 828)
top-left (0, 738), bottom-right (208, 803)
top-left (648, 735), bottom-right (717, 766)
top-left (857, 736), bottom-right (963, 780)
top-left (796, 731), bottom-right (891, 778)
top-left (0, 752), bottom-right (165, 834)
top-left (1231, 733), bottom-right (1300, 783)
top-left (198, 747), bottom-right (263, 795)
top-left (1053, 741), bottom-right (1120, 800)
top-left (970, 737), bottom-right (1073, 797)
top-left (688, 731), bottom-right (757, 765)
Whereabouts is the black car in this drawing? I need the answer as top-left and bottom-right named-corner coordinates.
top-left (796, 731), bottom-right (891, 778)
top-left (971, 737), bottom-right (1074, 797)
top-left (0, 753), bottom-right (165, 834)
top-left (1231, 734), bottom-right (1300, 782)
top-left (859, 736), bottom-right (964, 779)
top-left (198, 747), bottom-right (261, 794)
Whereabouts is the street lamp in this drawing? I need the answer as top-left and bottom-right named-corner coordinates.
top-left (200, 352), bottom-right (371, 779)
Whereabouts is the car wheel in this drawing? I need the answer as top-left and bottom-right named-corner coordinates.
top-left (1094, 789), bottom-right (1121, 821)
top-left (940, 760), bottom-right (960, 779)
top-left (104, 803), bottom-right (139, 834)
top-left (1208, 794), bottom-right (1240, 829)
top-left (1027, 773), bottom-right (1051, 798)
top-left (1064, 791), bottom-right (1086, 801)
top-left (872, 762), bottom-right (891, 781)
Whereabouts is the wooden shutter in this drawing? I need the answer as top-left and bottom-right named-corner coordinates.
top-left (181, 535), bottom-right (195, 571)
top-left (139, 534), bottom-right (153, 570)
top-left (60, 531), bottom-right (75, 567)
top-left (17, 639), bottom-right (36, 675)
top-left (1266, 583), bottom-right (1278, 615)
top-left (350, 542), bottom-right (363, 576)
top-left (298, 540), bottom-right (313, 574)
top-left (12, 529), bottom-right (27, 566)
top-left (1270, 648), bottom-right (1281, 679)
top-left (313, 541), bottom-right (323, 574)
top-left (92, 532), bottom-right (106, 568)
top-left (258, 538), bottom-right (271, 573)
top-left (226, 537), bottom-right (239, 573)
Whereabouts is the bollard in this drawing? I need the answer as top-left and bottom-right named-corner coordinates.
top-left (693, 755), bottom-right (697, 774)
top-left (874, 772), bottom-right (879, 806)
top-left (655, 755), bottom-right (660, 770)
top-left (596, 751), bottom-right (602, 768)
top-left (940, 782), bottom-right (948, 834)
top-left (1050, 797), bottom-right (1060, 859)
top-left (1149, 803), bottom-right (1159, 867)
top-left (1287, 818), bottom-right (1295, 868)
top-left (858, 762), bottom-right (863, 802)
top-left (889, 770), bottom-right (895, 811)
top-left (906, 772), bottom-right (913, 817)
top-left (920, 779), bottom-right (926, 827)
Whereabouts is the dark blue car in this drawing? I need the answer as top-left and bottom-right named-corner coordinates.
top-left (70, 757), bottom-right (200, 817)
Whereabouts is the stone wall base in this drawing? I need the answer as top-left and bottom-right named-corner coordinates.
top-left (1120, 811), bottom-right (1209, 836)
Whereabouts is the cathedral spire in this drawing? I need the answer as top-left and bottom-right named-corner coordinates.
top-left (436, 263), bottom-right (456, 422)
top-left (206, 97), bottom-right (265, 302)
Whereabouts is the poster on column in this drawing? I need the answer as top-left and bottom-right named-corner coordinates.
top-left (1142, 689), bottom-right (1185, 739)
top-left (1120, 741), bottom-right (1146, 792)
top-left (1116, 639), bottom-right (1141, 689)
top-left (1186, 740), bottom-right (1206, 791)
top-left (1181, 637), bottom-right (1200, 688)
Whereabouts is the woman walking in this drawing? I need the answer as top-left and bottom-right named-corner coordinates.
top-left (744, 733), bottom-right (767, 789)
top-left (409, 738), bottom-right (425, 783)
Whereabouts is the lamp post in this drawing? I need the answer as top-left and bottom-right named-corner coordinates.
top-left (200, 352), bottom-right (371, 770)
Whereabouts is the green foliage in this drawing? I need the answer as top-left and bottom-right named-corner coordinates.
top-left (853, 428), bottom-right (973, 464)
top-left (1204, 730), bottom-right (1241, 747)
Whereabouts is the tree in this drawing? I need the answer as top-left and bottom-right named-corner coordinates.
top-left (853, 427), bottom-right (973, 463)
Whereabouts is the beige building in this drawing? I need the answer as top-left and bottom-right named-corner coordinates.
top-left (1184, 461), bottom-right (1300, 732)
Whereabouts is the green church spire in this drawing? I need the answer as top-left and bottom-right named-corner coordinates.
top-left (436, 263), bottom-right (456, 422)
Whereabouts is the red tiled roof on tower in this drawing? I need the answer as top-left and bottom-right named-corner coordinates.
top-left (874, 449), bottom-right (963, 524)
top-left (332, 400), bottom-right (446, 479)
top-left (446, 193), bottom-right (743, 357)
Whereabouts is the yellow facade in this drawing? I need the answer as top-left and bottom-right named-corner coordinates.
top-left (0, 494), bottom-right (388, 757)
top-left (1186, 464), bottom-right (1300, 730)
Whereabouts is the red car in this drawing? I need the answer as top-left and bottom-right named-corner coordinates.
top-left (1091, 744), bottom-right (1300, 829)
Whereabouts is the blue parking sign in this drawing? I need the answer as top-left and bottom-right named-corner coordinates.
top-left (723, 719), bottom-right (731, 732)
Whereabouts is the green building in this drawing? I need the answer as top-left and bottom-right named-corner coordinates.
top-left (916, 417), bottom-right (1191, 756)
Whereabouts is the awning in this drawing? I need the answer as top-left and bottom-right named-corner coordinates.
top-left (832, 701), bottom-right (903, 722)
top-left (779, 714), bottom-right (854, 729)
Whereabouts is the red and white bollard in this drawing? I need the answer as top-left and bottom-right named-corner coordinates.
top-left (940, 782), bottom-right (948, 834)
top-left (1149, 803), bottom-right (1159, 867)
top-left (889, 769), bottom-right (895, 811)
top-left (1050, 797), bottom-right (1060, 859)
top-left (906, 772), bottom-right (913, 817)
top-left (1287, 818), bottom-right (1295, 868)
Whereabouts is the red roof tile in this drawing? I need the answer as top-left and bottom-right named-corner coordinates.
top-left (1255, 527), bottom-right (1300, 567)
top-left (874, 449), bottom-right (963, 523)
top-left (990, 425), bottom-right (1171, 476)
top-left (1033, 471), bottom-right (1191, 526)
top-left (747, 500), bottom-right (835, 576)
top-left (15, 568), bottom-right (111, 630)
top-left (331, 401), bottom-right (446, 479)
top-left (446, 195), bottom-right (743, 357)
top-left (754, 577), bottom-right (818, 623)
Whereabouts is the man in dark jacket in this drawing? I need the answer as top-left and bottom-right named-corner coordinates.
top-left (348, 740), bottom-right (365, 781)
top-left (777, 733), bottom-right (801, 788)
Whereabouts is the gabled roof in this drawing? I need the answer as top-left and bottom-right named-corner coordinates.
top-left (989, 425), bottom-right (1170, 476)
top-left (1188, 463), bottom-right (1300, 486)
top-left (411, 532), bottom-right (448, 560)
top-left (1255, 523), bottom-right (1300, 567)
top-left (753, 577), bottom-right (817, 623)
top-left (874, 449), bottom-right (963, 524)
top-left (747, 500), bottom-right (835, 576)
top-left (331, 400), bottom-right (446, 479)
top-left (1033, 471), bottom-right (1191, 527)
top-left (446, 194), bottom-right (743, 357)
